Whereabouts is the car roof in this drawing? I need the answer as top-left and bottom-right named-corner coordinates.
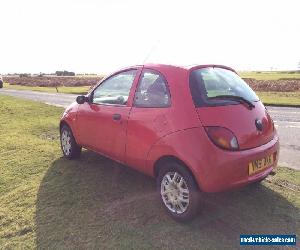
top-left (123, 63), bottom-right (236, 73)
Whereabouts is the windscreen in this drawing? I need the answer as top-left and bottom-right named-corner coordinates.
top-left (189, 67), bottom-right (259, 107)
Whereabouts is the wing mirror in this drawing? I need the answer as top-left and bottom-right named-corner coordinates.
top-left (76, 95), bottom-right (90, 104)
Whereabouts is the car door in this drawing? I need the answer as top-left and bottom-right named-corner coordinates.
top-left (125, 69), bottom-right (172, 174)
top-left (76, 68), bottom-right (140, 162)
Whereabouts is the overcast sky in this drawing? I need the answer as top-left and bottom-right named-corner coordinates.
top-left (1, 0), bottom-right (300, 74)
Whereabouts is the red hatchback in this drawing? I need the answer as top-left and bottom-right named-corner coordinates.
top-left (60, 64), bottom-right (279, 221)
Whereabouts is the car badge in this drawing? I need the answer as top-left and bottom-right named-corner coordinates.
top-left (255, 119), bottom-right (263, 131)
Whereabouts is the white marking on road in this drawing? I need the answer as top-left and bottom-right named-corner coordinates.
top-left (269, 110), bottom-right (300, 114)
top-left (274, 120), bottom-right (300, 128)
top-left (45, 102), bottom-right (65, 108)
top-left (280, 125), bottom-right (300, 128)
top-left (273, 120), bottom-right (300, 124)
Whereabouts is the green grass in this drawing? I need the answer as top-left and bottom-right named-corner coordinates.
top-left (239, 71), bottom-right (300, 80)
top-left (257, 91), bottom-right (300, 106)
top-left (3, 82), bottom-right (90, 95)
top-left (207, 90), bottom-right (300, 106)
top-left (0, 95), bottom-right (299, 249)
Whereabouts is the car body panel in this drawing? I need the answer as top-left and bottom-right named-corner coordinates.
top-left (61, 102), bottom-right (80, 141)
top-left (75, 67), bottom-right (142, 162)
top-left (76, 103), bottom-right (132, 161)
top-left (147, 127), bottom-right (279, 192)
top-left (125, 66), bottom-right (201, 172)
top-left (195, 101), bottom-right (275, 150)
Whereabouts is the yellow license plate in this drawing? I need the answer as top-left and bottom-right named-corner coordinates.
top-left (248, 154), bottom-right (274, 175)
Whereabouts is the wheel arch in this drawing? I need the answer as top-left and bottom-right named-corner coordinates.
top-left (59, 120), bottom-right (80, 145)
top-left (153, 155), bottom-right (201, 190)
top-left (59, 120), bottom-right (69, 131)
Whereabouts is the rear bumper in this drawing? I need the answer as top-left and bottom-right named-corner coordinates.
top-left (196, 134), bottom-right (279, 193)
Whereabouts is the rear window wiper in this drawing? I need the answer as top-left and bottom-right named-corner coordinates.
top-left (208, 95), bottom-right (255, 109)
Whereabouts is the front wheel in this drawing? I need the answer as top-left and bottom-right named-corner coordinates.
top-left (157, 162), bottom-right (201, 222)
top-left (60, 125), bottom-right (81, 159)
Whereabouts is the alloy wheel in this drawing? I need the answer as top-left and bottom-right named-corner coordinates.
top-left (61, 129), bottom-right (71, 156)
top-left (160, 171), bottom-right (190, 214)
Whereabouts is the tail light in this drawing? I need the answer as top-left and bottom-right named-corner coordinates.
top-left (205, 126), bottom-right (239, 151)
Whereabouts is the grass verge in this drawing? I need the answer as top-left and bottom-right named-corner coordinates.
top-left (3, 82), bottom-right (90, 95)
top-left (257, 91), bottom-right (300, 106)
top-left (0, 95), bottom-right (299, 249)
top-left (239, 71), bottom-right (300, 80)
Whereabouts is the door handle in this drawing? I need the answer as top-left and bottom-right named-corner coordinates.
top-left (112, 113), bottom-right (121, 121)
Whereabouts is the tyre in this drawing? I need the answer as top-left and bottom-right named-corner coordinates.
top-left (60, 125), bottom-right (81, 159)
top-left (157, 161), bottom-right (201, 222)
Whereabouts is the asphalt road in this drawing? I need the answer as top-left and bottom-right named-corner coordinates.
top-left (1, 88), bottom-right (299, 170)
top-left (267, 106), bottom-right (300, 170)
top-left (0, 88), bottom-right (78, 107)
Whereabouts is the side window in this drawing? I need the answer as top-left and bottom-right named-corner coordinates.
top-left (134, 70), bottom-right (170, 108)
top-left (92, 70), bottom-right (137, 105)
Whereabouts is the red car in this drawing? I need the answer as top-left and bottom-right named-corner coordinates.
top-left (60, 64), bottom-right (279, 221)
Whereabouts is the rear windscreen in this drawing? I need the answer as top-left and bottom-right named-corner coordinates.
top-left (189, 67), bottom-right (259, 107)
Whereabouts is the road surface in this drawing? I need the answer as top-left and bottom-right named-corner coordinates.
top-left (267, 106), bottom-right (300, 170)
top-left (0, 88), bottom-right (77, 107)
top-left (1, 88), bottom-right (299, 170)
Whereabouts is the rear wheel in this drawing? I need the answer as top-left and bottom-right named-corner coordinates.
top-left (60, 125), bottom-right (81, 159)
top-left (157, 162), bottom-right (201, 222)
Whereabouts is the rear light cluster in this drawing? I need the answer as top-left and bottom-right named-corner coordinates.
top-left (205, 126), bottom-right (239, 151)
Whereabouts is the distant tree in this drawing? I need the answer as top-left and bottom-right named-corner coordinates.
top-left (64, 70), bottom-right (75, 76)
top-left (19, 73), bottom-right (30, 77)
top-left (55, 71), bottom-right (64, 76)
top-left (55, 70), bottom-right (75, 76)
